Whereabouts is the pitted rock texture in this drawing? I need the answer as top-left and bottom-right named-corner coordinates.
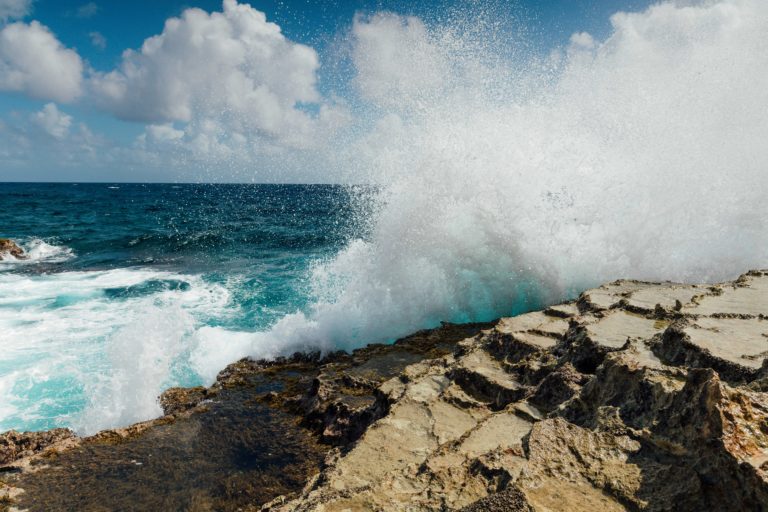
top-left (263, 271), bottom-right (768, 512)
top-left (0, 429), bottom-right (76, 467)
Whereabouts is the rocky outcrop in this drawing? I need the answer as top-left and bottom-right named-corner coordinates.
top-left (0, 429), bottom-right (76, 467)
top-left (262, 270), bottom-right (768, 512)
top-left (0, 239), bottom-right (25, 260)
top-left (0, 323), bottom-right (488, 511)
top-left (2, 271), bottom-right (768, 511)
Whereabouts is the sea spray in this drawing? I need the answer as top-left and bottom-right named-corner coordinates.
top-left (193, 0), bottom-right (768, 365)
top-left (0, 239), bottom-right (74, 269)
top-left (0, 268), bottom-right (231, 433)
top-left (75, 305), bottom-right (196, 433)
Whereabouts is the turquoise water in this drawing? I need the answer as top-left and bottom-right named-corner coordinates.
top-left (0, 183), bottom-right (365, 433)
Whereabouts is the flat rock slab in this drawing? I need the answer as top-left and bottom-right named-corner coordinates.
top-left (681, 317), bottom-right (768, 370)
top-left (584, 310), bottom-right (665, 349)
top-left (685, 277), bottom-right (768, 317)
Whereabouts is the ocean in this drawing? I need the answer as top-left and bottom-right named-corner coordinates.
top-left (0, 183), bottom-right (365, 433)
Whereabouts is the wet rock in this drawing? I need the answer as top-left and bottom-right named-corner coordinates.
top-left (0, 322), bottom-right (489, 512)
top-left (0, 429), bottom-right (76, 466)
top-left (0, 239), bottom-right (25, 260)
top-left (159, 386), bottom-right (215, 415)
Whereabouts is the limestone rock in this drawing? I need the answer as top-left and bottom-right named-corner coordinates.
top-left (0, 429), bottom-right (76, 466)
top-left (0, 239), bottom-right (25, 260)
top-left (4, 272), bottom-right (768, 511)
top-left (267, 270), bottom-right (768, 511)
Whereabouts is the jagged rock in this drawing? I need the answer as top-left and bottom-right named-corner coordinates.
top-left (528, 362), bottom-right (585, 412)
top-left (518, 418), bottom-right (643, 510)
top-left (159, 386), bottom-right (215, 415)
top-left (265, 270), bottom-right (768, 511)
top-left (461, 485), bottom-right (533, 511)
top-left (0, 429), bottom-right (76, 467)
top-left (0, 239), bottom-right (25, 260)
top-left (655, 319), bottom-right (768, 383)
top-left (0, 323), bottom-right (489, 511)
top-left (4, 272), bottom-right (768, 511)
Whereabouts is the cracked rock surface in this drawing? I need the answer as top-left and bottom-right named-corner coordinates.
top-left (2, 271), bottom-right (768, 511)
top-left (263, 270), bottom-right (768, 511)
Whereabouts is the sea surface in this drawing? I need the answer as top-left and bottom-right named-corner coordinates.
top-left (0, 183), bottom-right (363, 433)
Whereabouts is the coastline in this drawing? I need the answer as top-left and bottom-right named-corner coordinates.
top-left (2, 270), bottom-right (768, 511)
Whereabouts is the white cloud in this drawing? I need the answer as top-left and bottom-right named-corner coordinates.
top-left (89, 31), bottom-right (106, 49)
top-left (0, 103), bottom-right (105, 180)
top-left (91, 0), bottom-right (347, 156)
top-left (351, 13), bottom-right (449, 109)
top-left (144, 123), bottom-right (184, 143)
top-left (0, 21), bottom-right (83, 102)
top-left (32, 103), bottom-right (72, 139)
top-left (569, 31), bottom-right (595, 50)
top-left (76, 2), bottom-right (98, 19)
top-left (0, 0), bottom-right (32, 21)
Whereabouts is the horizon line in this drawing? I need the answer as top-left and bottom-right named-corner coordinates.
top-left (0, 181), bottom-right (375, 186)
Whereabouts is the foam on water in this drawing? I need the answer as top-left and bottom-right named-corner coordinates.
top-left (0, 239), bottom-right (74, 270)
top-left (0, 267), bottom-right (231, 434)
top-left (193, 0), bottom-right (768, 364)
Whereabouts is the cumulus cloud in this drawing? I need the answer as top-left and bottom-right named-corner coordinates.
top-left (0, 21), bottom-right (83, 102)
top-left (0, 0), bottom-right (32, 21)
top-left (32, 103), bottom-right (72, 139)
top-left (144, 123), bottom-right (184, 144)
top-left (569, 32), bottom-right (595, 50)
top-left (91, 0), bottom-right (348, 156)
top-left (351, 13), bottom-right (449, 109)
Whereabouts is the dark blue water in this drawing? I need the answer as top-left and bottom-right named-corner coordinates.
top-left (0, 183), bottom-right (366, 433)
top-left (1, 183), bottom-right (364, 324)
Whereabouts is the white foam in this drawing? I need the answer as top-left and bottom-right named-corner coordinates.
top-left (0, 238), bottom-right (74, 269)
top-left (0, 268), bottom-right (231, 434)
top-left (74, 305), bottom-right (196, 434)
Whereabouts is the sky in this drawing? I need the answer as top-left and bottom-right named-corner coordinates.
top-left (0, 0), bottom-right (656, 183)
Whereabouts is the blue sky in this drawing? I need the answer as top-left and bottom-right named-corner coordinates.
top-left (0, 0), bottom-right (654, 182)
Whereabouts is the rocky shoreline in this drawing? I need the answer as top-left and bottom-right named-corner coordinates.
top-left (2, 271), bottom-right (768, 511)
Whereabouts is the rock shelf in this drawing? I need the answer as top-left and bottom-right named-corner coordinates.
top-left (3, 271), bottom-right (768, 511)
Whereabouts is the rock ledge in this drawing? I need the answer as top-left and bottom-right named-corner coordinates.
top-left (2, 271), bottom-right (768, 511)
